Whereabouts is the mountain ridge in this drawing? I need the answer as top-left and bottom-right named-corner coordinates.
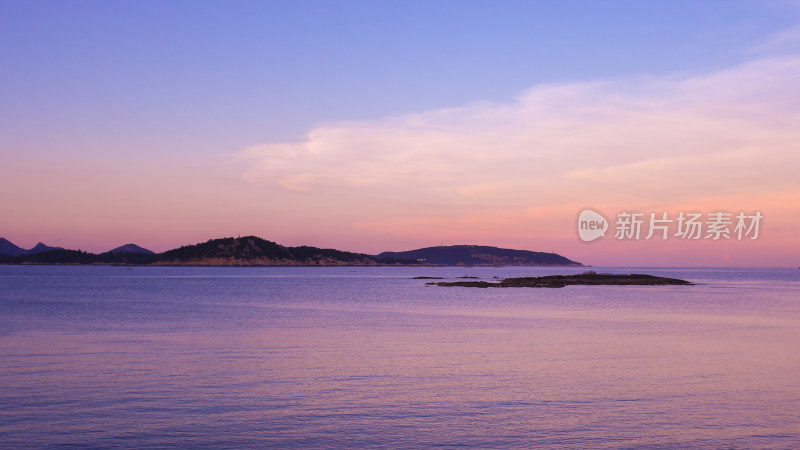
top-left (0, 236), bottom-right (416, 266)
top-left (0, 238), bottom-right (63, 256)
top-left (0, 237), bottom-right (581, 266)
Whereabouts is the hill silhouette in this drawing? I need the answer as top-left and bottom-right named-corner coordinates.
top-left (378, 245), bottom-right (581, 266)
top-left (0, 237), bottom-right (581, 266)
top-left (108, 244), bottom-right (154, 254)
top-left (0, 238), bottom-right (62, 256)
top-left (0, 236), bottom-right (415, 266)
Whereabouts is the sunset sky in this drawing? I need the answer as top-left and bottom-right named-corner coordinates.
top-left (2, 0), bottom-right (799, 266)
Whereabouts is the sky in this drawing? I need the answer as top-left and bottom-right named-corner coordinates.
top-left (2, 0), bottom-right (800, 267)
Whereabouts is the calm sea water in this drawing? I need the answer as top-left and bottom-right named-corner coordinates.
top-left (1, 265), bottom-right (799, 448)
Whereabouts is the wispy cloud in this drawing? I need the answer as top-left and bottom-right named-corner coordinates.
top-left (241, 56), bottom-right (800, 254)
top-left (750, 25), bottom-right (800, 54)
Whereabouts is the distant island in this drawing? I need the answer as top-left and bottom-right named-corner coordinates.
top-left (378, 245), bottom-right (582, 266)
top-left (0, 236), bottom-right (582, 267)
top-left (430, 272), bottom-right (692, 288)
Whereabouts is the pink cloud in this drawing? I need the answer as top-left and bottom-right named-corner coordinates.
top-left (241, 56), bottom-right (800, 266)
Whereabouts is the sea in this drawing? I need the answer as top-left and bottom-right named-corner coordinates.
top-left (1, 265), bottom-right (799, 448)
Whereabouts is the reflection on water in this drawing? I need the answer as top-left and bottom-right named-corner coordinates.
top-left (1, 266), bottom-right (799, 447)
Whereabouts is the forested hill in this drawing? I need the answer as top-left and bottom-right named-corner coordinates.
top-left (0, 236), bottom-right (415, 266)
top-left (377, 245), bottom-right (582, 266)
